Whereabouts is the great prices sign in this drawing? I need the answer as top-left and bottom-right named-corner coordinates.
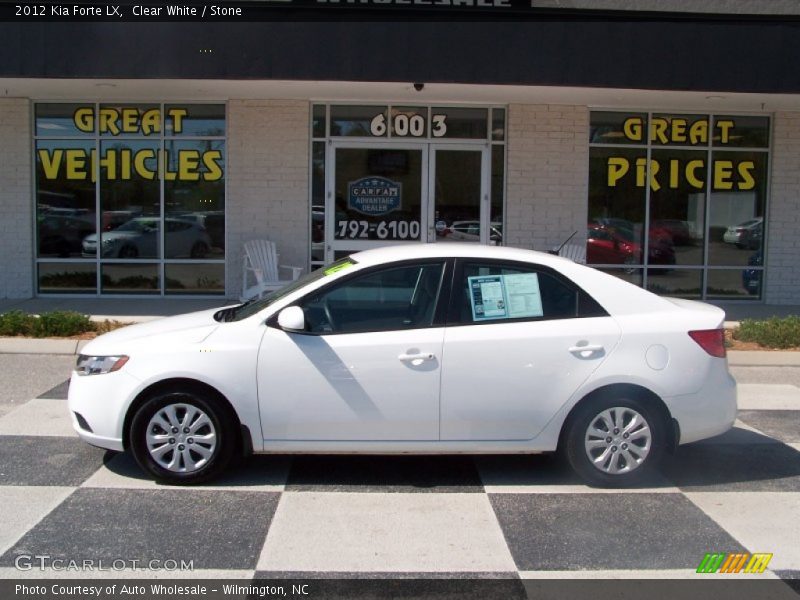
top-left (604, 116), bottom-right (761, 191)
top-left (37, 106), bottom-right (224, 182)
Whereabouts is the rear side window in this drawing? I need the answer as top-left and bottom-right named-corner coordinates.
top-left (301, 262), bottom-right (445, 334)
top-left (453, 261), bottom-right (606, 324)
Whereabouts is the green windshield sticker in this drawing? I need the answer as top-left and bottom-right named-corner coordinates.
top-left (324, 261), bottom-right (355, 276)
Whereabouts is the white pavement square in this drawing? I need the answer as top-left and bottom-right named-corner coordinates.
top-left (737, 384), bottom-right (800, 410)
top-left (257, 492), bottom-right (517, 573)
top-left (0, 399), bottom-right (76, 437)
top-left (0, 486), bottom-right (75, 556)
top-left (685, 492), bottom-right (800, 571)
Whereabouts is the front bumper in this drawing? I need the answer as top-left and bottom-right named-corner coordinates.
top-left (67, 369), bottom-right (142, 452)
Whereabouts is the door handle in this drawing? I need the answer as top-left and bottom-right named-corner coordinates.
top-left (568, 344), bottom-right (605, 356)
top-left (399, 352), bottom-right (435, 362)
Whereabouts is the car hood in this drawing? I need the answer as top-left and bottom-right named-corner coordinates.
top-left (83, 231), bottom-right (141, 244)
top-left (81, 307), bottom-right (225, 355)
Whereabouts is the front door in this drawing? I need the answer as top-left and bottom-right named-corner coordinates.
top-left (428, 146), bottom-right (490, 244)
top-left (326, 143), bottom-right (491, 262)
top-left (327, 143), bottom-right (427, 262)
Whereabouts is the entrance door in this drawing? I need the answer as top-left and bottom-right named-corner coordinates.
top-left (326, 143), bottom-right (491, 262)
top-left (327, 143), bottom-right (427, 262)
top-left (428, 146), bottom-right (491, 244)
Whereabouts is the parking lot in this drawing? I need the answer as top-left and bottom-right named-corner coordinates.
top-left (0, 354), bottom-right (798, 594)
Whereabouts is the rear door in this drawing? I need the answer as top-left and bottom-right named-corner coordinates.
top-left (440, 259), bottom-right (621, 441)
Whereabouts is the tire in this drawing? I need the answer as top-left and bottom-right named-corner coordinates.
top-left (190, 241), bottom-right (209, 259)
top-left (563, 394), bottom-right (666, 487)
top-left (118, 244), bottom-right (139, 259)
top-left (129, 388), bottom-right (238, 485)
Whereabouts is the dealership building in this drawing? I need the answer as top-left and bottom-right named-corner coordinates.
top-left (1, 1), bottom-right (799, 305)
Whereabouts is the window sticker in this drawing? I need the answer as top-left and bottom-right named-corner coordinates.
top-left (468, 273), bottom-right (543, 322)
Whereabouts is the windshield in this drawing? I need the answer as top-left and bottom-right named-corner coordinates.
top-left (229, 257), bottom-right (358, 321)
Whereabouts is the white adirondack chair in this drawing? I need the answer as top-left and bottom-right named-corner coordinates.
top-left (241, 240), bottom-right (303, 301)
top-left (558, 241), bottom-right (587, 264)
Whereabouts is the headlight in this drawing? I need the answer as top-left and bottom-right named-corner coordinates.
top-left (75, 354), bottom-right (129, 376)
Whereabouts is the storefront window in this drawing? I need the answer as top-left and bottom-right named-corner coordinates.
top-left (34, 103), bottom-right (226, 296)
top-left (589, 111), bottom-right (769, 300)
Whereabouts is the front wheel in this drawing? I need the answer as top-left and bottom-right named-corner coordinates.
top-left (129, 389), bottom-right (237, 484)
top-left (563, 395), bottom-right (666, 487)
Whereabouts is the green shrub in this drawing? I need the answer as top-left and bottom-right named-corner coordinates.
top-left (0, 310), bottom-right (95, 338)
top-left (0, 311), bottom-right (35, 336)
top-left (32, 311), bottom-right (94, 337)
top-left (734, 316), bottom-right (800, 349)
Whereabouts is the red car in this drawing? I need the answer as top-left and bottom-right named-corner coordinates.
top-left (587, 224), bottom-right (675, 272)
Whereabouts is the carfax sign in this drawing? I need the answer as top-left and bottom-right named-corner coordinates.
top-left (348, 177), bottom-right (402, 217)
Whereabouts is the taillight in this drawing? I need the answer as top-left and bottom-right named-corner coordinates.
top-left (688, 329), bottom-right (726, 358)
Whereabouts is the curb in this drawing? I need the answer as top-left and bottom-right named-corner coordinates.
top-left (0, 337), bottom-right (798, 365)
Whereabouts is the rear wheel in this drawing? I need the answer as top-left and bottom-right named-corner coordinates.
top-left (130, 388), bottom-right (237, 484)
top-left (564, 394), bottom-right (666, 487)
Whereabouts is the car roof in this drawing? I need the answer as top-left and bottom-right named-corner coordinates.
top-left (350, 243), bottom-right (568, 268)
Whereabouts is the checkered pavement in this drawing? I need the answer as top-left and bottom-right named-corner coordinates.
top-left (0, 376), bottom-right (798, 586)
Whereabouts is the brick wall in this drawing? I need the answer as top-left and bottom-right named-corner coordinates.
top-left (226, 100), bottom-right (310, 298)
top-left (0, 99), bottom-right (33, 299)
top-left (505, 104), bottom-right (589, 252)
top-left (765, 112), bottom-right (800, 304)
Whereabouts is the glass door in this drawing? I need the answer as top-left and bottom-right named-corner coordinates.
top-left (327, 143), bottom-right (427, 262)
top-left (428, 146), bottom-right (491, 244)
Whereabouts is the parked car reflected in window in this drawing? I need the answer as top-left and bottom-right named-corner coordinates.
top-left (724, 217), bottom-right (763, 250)
top-left (82, 217), bottom-right (211, 259)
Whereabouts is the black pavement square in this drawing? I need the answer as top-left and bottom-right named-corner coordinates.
top-left (285, 455), bottom-right (484, 493)
top-left (736, 410), bottom-right (800, 444)
top-left (489, 493), bottom-right (746, 570)
top-left (0, 488), bottom-right (280, 570)
top-left (661, 442), bottom-right (800, 491)
top-left (476, 454), bottom-right (673, 489)
top-left (37, 379), bottom-right (70, 400)
top-left (0, 435), bottom-right (106, 486)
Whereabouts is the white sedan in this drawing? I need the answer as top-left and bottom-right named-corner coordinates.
top-left (68, 244), bottom-right (737, 486)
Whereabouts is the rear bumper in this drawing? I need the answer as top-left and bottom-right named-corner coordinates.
top-left (665, 359), bottom-right (737, 445)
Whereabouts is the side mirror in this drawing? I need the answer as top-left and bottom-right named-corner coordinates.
top-left (277, 306), bottom-right (305, 332)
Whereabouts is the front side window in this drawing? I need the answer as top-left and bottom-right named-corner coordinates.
top-left (301, 262), bottom-right (445, 334)
top-left (454, 262), bottom-right (605, 324)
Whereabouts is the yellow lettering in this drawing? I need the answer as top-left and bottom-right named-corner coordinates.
top-left (622, 117), bottom-right (643, 142)
top-left (670, 159), bottom-right (680, 189)
top-left (690, 120), bottom-right (708, 144)
top-left (635, 157), bottom-right (647, 187)
top-left (649, 159), bottom-right (661, 191)
top-left (202, 151), bottom-right (223, 181)
top-left (38, 149), bottom-right (63, 179)
top-left (99, 108), bottom-right (120, 135)
top-left (121, 108), bottom-right (139, 133)
top-left (686, 160), bottom-right (705, 189)
top-left (168, 108), bottom-right (188, 134)
top-left (716, 119), bottom-right (735, 144)
top-left (650, 118), bottom-right (669, 144)
top-left (98, 149), bottom-right (116, 180)
top-left (178, 150), bottom-right (201, 181)
top-left (738, 161), bottom-right (756, 190)
top-left (140, 109), bottom-right (161, 135)
top-left (671, 119), bottom-right (687, 143)
top-left (134, 149), bottom-right (156, 179)
top-left (120, 149), bottom-right (132, 180)
top-left (714, 160), bottom-right (734, 190)
top-left (73, 108), bottom-right (95, 133)
top-left (65, 149), bottom-right (88, 180)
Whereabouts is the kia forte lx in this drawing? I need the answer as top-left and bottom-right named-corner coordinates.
top-left (68, 244), bottom-right (737, 486)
